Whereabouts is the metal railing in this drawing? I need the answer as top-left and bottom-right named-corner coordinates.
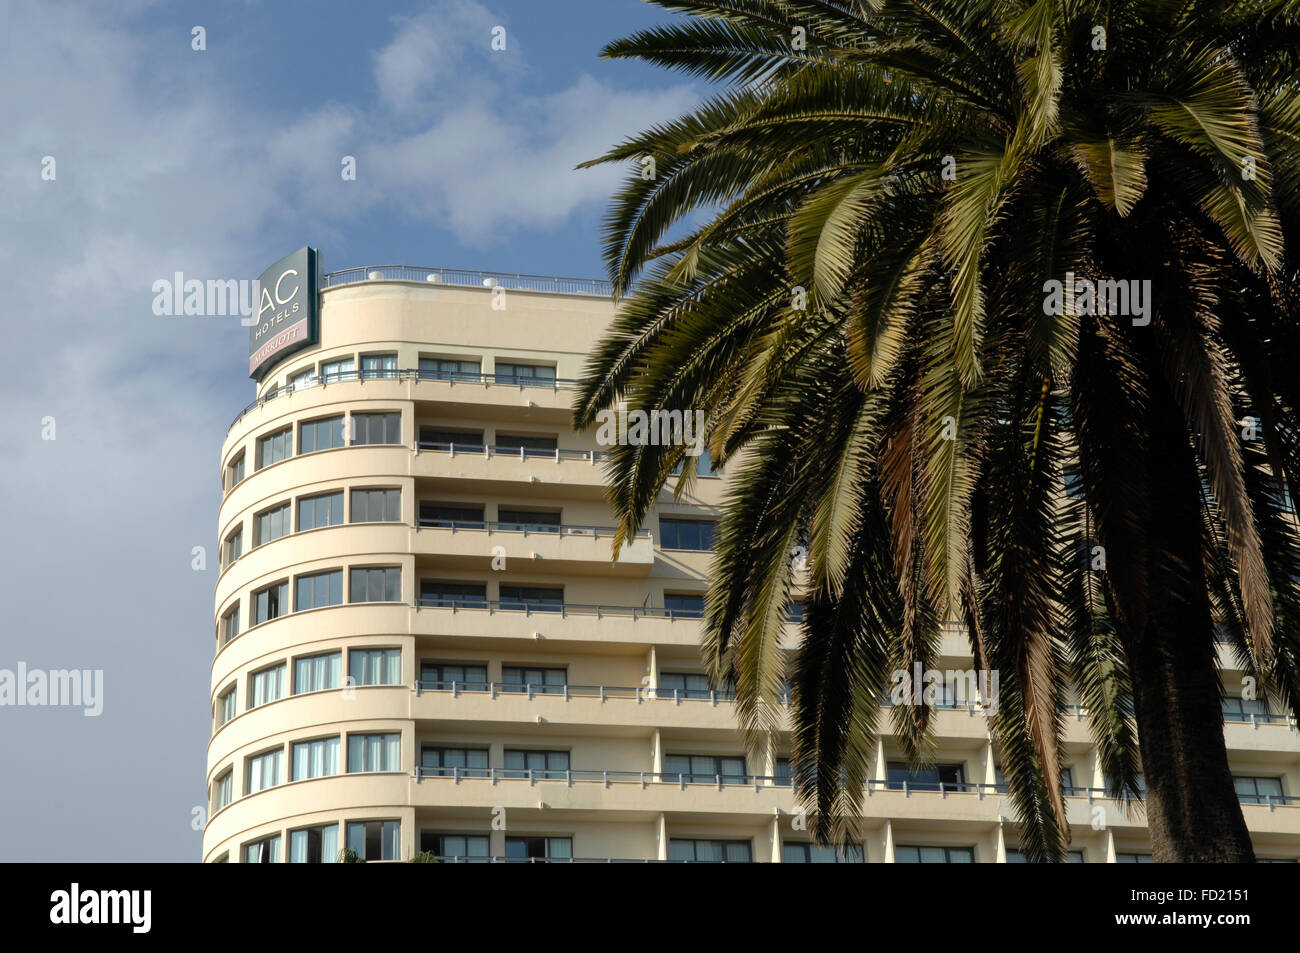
top-left (321, 265), bottom-right (613, 298)
top-left (415, 440), bottom-right (612, 464)
top-left (414, 679), bottom-right (765, 705)
top-left (419, 855), bottom-right (685, 863)
top-left (415, 597), bottom-right (704, 620)
top-left (415, 518), bottom-right (646, 540)
top-left (227, 366), bottom-right (583, 433)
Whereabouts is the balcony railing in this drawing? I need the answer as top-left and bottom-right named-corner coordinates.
top-left (415, 597), bottom-right (705, 620)
top-left (321, 265), bottom-right (612, 298)
top-left (415, 519), bottom-right (649, 542)
top-left (415, 680), bottom-right (762, 705)
top-left (420, 855), bottom-right (684, 863)
top-left (227, 366), bottom-right (582, 433)
top-left (415, 440), bottom-right (610, 464)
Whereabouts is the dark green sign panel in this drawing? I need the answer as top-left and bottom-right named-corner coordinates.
top-left (249, 247), bottom-right (319, 380)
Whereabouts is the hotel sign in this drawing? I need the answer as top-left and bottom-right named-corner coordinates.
top-left (249, 247), bottom-right (320, 380)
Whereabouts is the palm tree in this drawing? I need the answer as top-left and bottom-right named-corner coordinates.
top-left (574, 0), bottom-right (1300, 861)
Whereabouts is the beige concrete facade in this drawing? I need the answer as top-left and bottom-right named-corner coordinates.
top-left (205, 272), bottom-right (1300, 862)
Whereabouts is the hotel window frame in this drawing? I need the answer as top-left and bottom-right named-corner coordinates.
top-left (294, 569), bottom-right (343, 612)
top-left (248, 662), bottom-right (286, 709)
top-left (216, 685), bottom-right (236, 727)
top-left (350, 648), bottom-right (401, 687)
top-left (662, 753), bottom-right (747, 785)
top-left (494, 362), bottom-right (557, 386)
top-left (782, 842), bottom-right (865, 863)
top-left (501, 666), bottom-right (566, 695)
top-left (667, 839), bottom-right (752, 863)
top-left (320, 357), bottom-right (355, 384)
top-left (349, 566), bottom-right (401, 604)
top-left (246, 746), bottom-right (283, 795)
top-left (255, 426), bottom-right (292, 470)
top-left (360, 353), bottom-right (398, 380)
top-left (298, 414), bottom-right (346, 454)
top-left (297, 490), bottom-right (344, 532)
top-left (421, 745), bottom-right (490, 778)
top-left (499, 585), bottom-right (563, 612)
top-left (293, 651), bottom-right (342, 694)
top-left (350, 487), bottom-right (401, 523)
top-left (351, 412), bottom-right (401, 446)
top-left (421, 832), bottom-right (490, 860)
top-left (213, 770), bottom-right (234, 812)
top-left (895, 845), bottom-right (975, 863)
top-left (222, 526), bottom-right (243, 567)
top-left (289, 824), bottom-right (339, 864)
top-left (663, 592), bottom-right (705, 619)
top-left (289, 367), bottom-right (318, 391)
top-left (251, 579), bottom-right (289, 625)
top-left (220, 603), bottom-right (240, 644)
top-left (1234, 775), bottom-right (1285, 805)
top-left (419, 581), bottom-right (487, 609)
top-left (253, 502), bottom-right (291, 547)
top-left (886, 762), bottom-right (966, 792)
top-left (419, 357), bottom-right (481, 383)
top-left (505, 836), bottom-right (572, 861)
top-left (346, 820), bottom-right (400, 862)
top-left (347, 732), bottom-right (402, 773)
top-left (503, 749), bottom-right (570, 779)
top-left (658, 517), bottom-right (717, 551)
top-left (290, 736), bottom-right (340, 781)
top-left (1006, 849), bottom-right (1085, 863)
top-left (225, 451), bottom-right (245, 491)
top-left (243, 835), bottom-right (281, 864)
top-left (420, 662), bottom-right (488, 690)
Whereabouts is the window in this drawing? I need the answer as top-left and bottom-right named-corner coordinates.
top-left (348, 733), bottom-right (402, 773)
top-left (775, 758), bottom-right (792, 787)
top-left (299, 415), bottom-right (345, 453)
top-left (297, 491), bottom-right (344, 532)
top-left (499, 585), bottom-right (563, 612)
top-left (422, 832), bottom-right (489, 860)
top-left (352, 412), bottom-right (401, 445)
top-left (290, 824), bottom-right (339, 864)
top-left (255, 427), bottom-right (292, 469)
top-left (252, 580), bottom-right (289, 625)
top-left (248, 663), bottom-right (285, 708)
top-left (420, 502), bottom-right (485, 528)
top-left (419, 427), bottom-right (484, 450)
top-left (1063, 464), bottom-right (1084, 499)
top-left (421, 746), bottom-right (490, 778)
top-left (995, 765), bottom-right (1076, 795)
top-left (887, 762), bottom-right (966, 792)
top-left (659, 518), bottom-right (716, 551)
top-left (225, 452), bottom-right (245, 490)
top-left (786, 601), bottom-right (805, 623)
top-left (420, 581), bottom-right (487, 608)
top-left (496, 433), bottom-right (558, 454)
top-left (497, 509), bottom-right (561, 532)
top-left (1234, 776), bottom-right (1284, 805)
top-left (295, 570), bottom-right (343, 612)
top-left (291, 737), bottom-right (340, 781)
top-left (1007, 849), bottom-right (1085, 863)
top-left (351, 648), bottom-right (401, 686)
top-left (216, 686), bottom-right (236, 727)
top-left (361, 353), bottom-right (397, 380)
top-left (243, 835), bottom-right (281, 864)
top-left (896, 845), bottom-right (974, 863)
top-left (294, 652), bottom-right (342, 693)
top-left (220, 604), bottom-right (240, 644)
top-left (247, 747), bottom-right (283, 794)
top-left (419, 357), bottom-right (481, 382)
top-left (350, 567), bottom-right (401, 603)
top-left (495, 362), bottom-right (557, 385)
top-left (1223, 696), bottom-right (1270, 722)
top-left (504, 749), bottom-right (569, 779)
top-left (351, 488), bottom-right (401, 523)
top-left (321, 357), bottom-right (355, 383)
top-left (420, 662), bottom-right (488, 690)
top-left (663, 754), bottom-right (746, 784)
top-left (664, 593), bottom-right (705, 619)
top-left (505, 837), bottom-right (572, 861)
top-left (1116, 852), bottom-right (1154, 863)
top-left (502, 666), bottom-right (566, 694)
top-left (213, 771), bottom-right (233, 811)
top-left (289, 368), bottom-right (317, 390)
top-left (668, 839), bottom-right (751, 863)
top-left (783, 843), bottom-right (864, 863)
top-left (659, 672), bottom-right (734, 699)
top-left (254, 503), bottom-right (291, 546)
top-left (346, 821), bottom-right (400, 861)
top-left (222, 527), bottom-right (242, 567)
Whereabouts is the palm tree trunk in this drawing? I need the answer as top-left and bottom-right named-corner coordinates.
top-left (1123, 390), bottom-right (1255, 862)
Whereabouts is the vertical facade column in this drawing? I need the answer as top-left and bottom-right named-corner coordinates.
top-left (656, 813), bottom-right (668, 861)
top-left (995, 823), bottom-right (1007, 863)
top-left (882, 819), bottom-right (896, 863)
top-left (770, 813), bottom-right (782, 862)
top-left (1105, 828), bottom-right (1117, 863)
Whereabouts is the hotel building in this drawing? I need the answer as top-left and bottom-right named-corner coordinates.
top-left (205, 259), bottom-right (1300, 862)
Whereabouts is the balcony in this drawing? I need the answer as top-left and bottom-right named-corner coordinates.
top-left (414, 519), bottom-right (653, 576)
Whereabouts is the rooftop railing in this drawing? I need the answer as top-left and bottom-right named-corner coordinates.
top-left (321, 265), bottom-right (612, 298)
top-left (227, 366), bottom-right (581, 433)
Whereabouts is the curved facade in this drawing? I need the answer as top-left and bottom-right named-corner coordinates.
top-left (205, 268), bottom-right (1300, 863)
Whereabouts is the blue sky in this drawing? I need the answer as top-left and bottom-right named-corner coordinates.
top-left (0, 0), bottom-right (701, 861)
